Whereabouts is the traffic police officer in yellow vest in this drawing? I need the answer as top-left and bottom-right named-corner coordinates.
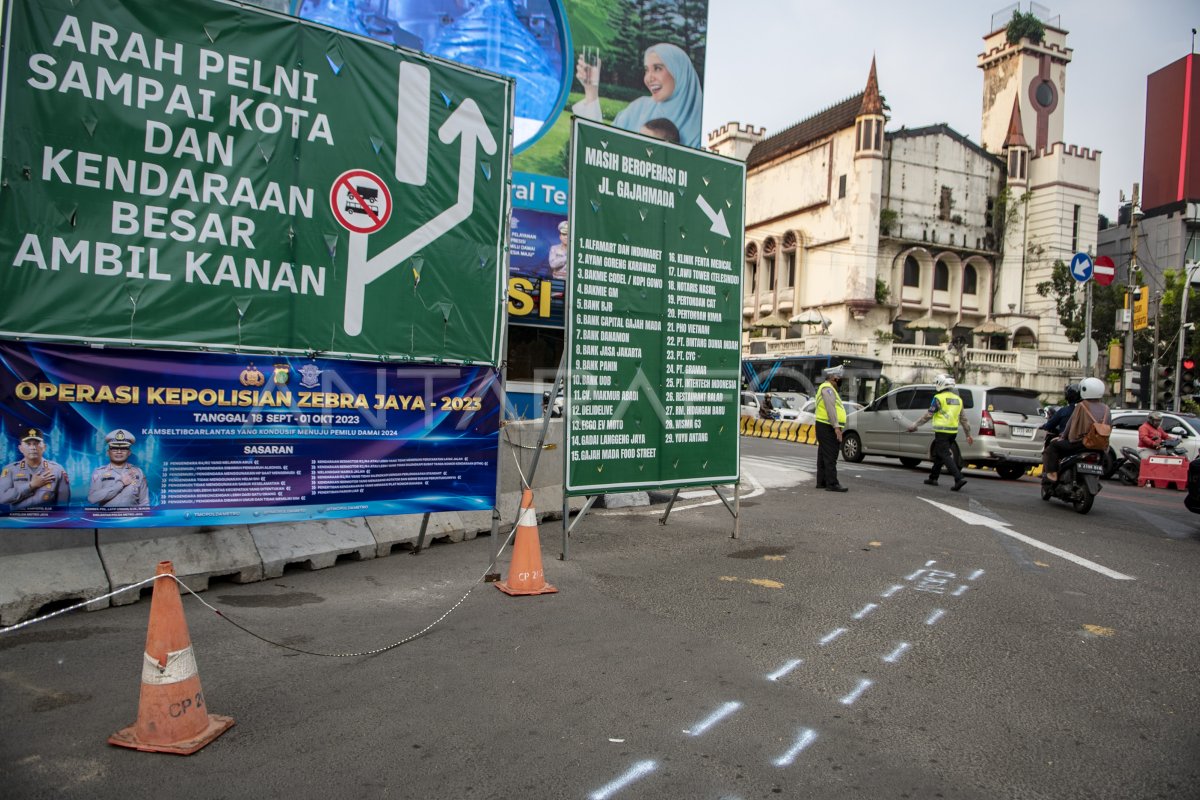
top-left (88, 429), bottom-right (149, 508)
top-left (907, 374), bottom-right (974, 491)
top-left (814, 364), bottom-right (848, 492)
top-left (0, 428), bottom-right (71, 509)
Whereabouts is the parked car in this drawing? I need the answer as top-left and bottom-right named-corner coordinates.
top-left (740, 391), bottom-right (762, 418)
top-left (1108, 410), bottom-right (1200, 462)
top-left (795, 397), bottom-right (864, 425)
top-left (839, 384), bottom-right (1044, 479)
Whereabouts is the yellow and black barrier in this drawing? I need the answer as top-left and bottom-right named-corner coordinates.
top-left (739, 416), bottom-right (817, 445)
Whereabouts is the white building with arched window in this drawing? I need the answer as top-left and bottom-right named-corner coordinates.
top-left (710, 13), bottom-right (1101, 396)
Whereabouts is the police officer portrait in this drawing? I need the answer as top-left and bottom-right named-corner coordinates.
top-left (0, 428), bottom-right (72, 511)
top-left (88, 429), bottom-right (150, 509)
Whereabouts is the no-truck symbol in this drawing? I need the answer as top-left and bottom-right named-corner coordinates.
top-left (330, 169), bottom-right (392, 234)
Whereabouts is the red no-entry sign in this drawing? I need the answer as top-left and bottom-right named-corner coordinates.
top-left (1093, 255), bottom-right (1116, 286)
top-left (330, 169), bottom-right (393, 234)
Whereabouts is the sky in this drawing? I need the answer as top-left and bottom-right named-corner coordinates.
top-left (701, 0), bottom-right (1198, 219)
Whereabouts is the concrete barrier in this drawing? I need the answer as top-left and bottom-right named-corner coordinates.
top-left (0, 529), bottom-right (109, 626)
top-left (97, 526), bottom-right (262, 606)
top-left (1, 417), bottom-right (588, 623)
top-left (251, 516), bottom-right (377, 579)
top-left (367, 511), bottom-right (468, 556)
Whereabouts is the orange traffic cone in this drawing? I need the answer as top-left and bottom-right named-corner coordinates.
top-left (108, 561), bottom-right (234, 755)
top-left (496, 488), bottom-right (558, 596)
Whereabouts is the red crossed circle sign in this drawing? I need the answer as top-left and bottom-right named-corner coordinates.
top-left (330, 169), bottom-right (392, 234)
top-left (1093, 255), bottom-right (1116, 286)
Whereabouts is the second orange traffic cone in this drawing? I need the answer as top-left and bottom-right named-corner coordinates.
top-left (496, 488), bottom-right (557, 596)
top-left (108, 561), bottom-right (234, 755)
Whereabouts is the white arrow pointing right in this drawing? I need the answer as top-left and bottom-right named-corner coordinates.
top-left (695, 194), bottom-right (730, 237)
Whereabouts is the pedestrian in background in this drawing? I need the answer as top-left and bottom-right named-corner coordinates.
top-left (814, 364), bottom-right (848, 492)
top-left (907, 374), bottom-right (973, 491)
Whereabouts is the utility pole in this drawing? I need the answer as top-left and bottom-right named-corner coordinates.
top-left (1150, 291), bottom-right (1162, 409)
top-left (1122, 183), bottom-right (1141, 405)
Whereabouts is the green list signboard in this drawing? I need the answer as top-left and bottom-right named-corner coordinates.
top-left (0, 0), bottom-right (511, 364)
top-left (565, 118), bottom-right (743, 495)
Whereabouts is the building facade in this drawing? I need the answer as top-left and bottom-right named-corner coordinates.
top-left (713, 14), bottom-right (1101, 396)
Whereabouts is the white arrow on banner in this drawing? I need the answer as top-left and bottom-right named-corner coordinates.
top-left (343, 65), bottom-right (498, 336)
top-left (695, 194), bottom-right (730, 237)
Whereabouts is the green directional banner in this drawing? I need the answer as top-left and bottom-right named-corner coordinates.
top-left (565, 118), bottom-right (744, 495)
top-left (0, 0), bottom-right (512, 365)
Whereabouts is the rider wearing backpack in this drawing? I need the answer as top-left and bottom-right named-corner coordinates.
top-left (1043, 377), bottom-right (1112, 482)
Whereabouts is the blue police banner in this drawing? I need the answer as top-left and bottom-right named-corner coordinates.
top-left (507, 207), bottom-right (566, 328)
top-left (0, 342), bottom-right (499, 528)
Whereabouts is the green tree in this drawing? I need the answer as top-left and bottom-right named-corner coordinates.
top-left (1035, 260), bottom-right (1122, 345)
top-left (1005, 10), bottom-right (1045, 44)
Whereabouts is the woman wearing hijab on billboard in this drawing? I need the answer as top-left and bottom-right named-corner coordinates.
top-left (573, 43), bottom-right (703, 148)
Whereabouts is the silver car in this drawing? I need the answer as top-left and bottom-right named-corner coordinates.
top-left (840, 384), bottom-right (1045, 480)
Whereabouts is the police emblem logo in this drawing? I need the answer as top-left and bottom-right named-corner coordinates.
top-left (299, 363), bottom-right (322, 389)
top-left (239, 363), bottom-right (266, 387)
top-left (273, 364), bottom-right (291, 386)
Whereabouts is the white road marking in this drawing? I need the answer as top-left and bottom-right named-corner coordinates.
top-left (905, 569), bottom-right (926, 581)
top-left (882, 642), bottom-right (911, 663)
top-left (925, 559), bottom-right (938, 567)
top-left (766, 659), bottom-right (803, 682)
top-left (610, 471), bottom-right (765, 517)
top-left (881, 584), bottom-right (904, 598)
top-left (852, 603), bottom-right (879, 620)
top-left (686, 701), bottom-right (742, 737)
top-left (818, 627), bottom-right (848, 645)
top-left (921, 500), bottom-right (1135, 581)
top-left (839, 678), bottom-right (874, 706)
top-left (925, 609), bottom-right (946, 626)
top-left (590, 760), bottom-right (657, 800)
top-left (952, 585), bottom-right (969, 597)
top-left (773, 728), bottom-right (819, 767)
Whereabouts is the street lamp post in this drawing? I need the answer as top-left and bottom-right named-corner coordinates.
top-left (1173, 261), bottom-right (1200, 411)
top-left (1123, 185), bottom-right (1142, 405)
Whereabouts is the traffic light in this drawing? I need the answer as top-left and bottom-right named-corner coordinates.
top-left (1182, 358), bottom-right (1198, 399)
top-left (1158, 365), bottom-right (1176, 407)
top-left (1132, 364), bottom-right (1150, 407)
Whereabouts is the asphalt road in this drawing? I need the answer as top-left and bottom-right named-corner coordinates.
top-left (2, 436), bottom-right (1198, 799)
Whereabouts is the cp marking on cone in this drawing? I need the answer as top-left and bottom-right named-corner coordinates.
top-left (497, 488), bottom-right (557, 596)
top-left (108, 561), bottom-right (233, 755)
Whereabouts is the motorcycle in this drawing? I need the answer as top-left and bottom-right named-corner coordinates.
top-left (1041, 448), bottom-right (1105, 514)
top-left (1117, 438), bottom-right (1186, 486)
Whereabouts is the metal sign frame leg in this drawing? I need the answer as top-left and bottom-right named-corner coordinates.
top-left (561, 494), bottom-right (598, 560)
top-left (658, 483), bottom-right (740, 538)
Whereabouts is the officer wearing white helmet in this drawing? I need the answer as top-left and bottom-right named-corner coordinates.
top-left (814, 364), bottom-right (848, 492)
top-left (87, 429), bottom-right (149, 508)
top-left (0, 428), bottom-right (71, 509)
top-left (1043, 376), bottom-right (1111, 482)
top-left (907, 374), bottom-right (974, 491)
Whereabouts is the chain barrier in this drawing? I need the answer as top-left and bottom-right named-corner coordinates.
top-left (0, 532), bottom-right (517, 656)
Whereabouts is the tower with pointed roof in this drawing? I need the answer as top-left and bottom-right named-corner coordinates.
top-left (980, 10), bottom-right (1100, 357)
top-left (848, 58), bottom-right (887, 318)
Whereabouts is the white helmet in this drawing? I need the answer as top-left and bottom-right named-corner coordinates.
top-left (934, 374), bottom-right (956, 391)
top-left (1079, 377), bottom-right (1104, 400)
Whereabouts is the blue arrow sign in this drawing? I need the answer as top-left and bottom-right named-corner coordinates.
top-left (1070, 252), bottom-right (1093, 283)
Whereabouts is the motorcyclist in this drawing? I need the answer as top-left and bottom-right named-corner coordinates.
top-left (1043, 377), bottom-right (1111, 482)
top-left (1137, 411), bottom-right (1171, 458)
top-left (1041, 384), bottom-right (1080, 437)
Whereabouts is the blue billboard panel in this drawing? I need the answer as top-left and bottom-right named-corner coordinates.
top-left (0, 342), bottom-right (499, 528)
